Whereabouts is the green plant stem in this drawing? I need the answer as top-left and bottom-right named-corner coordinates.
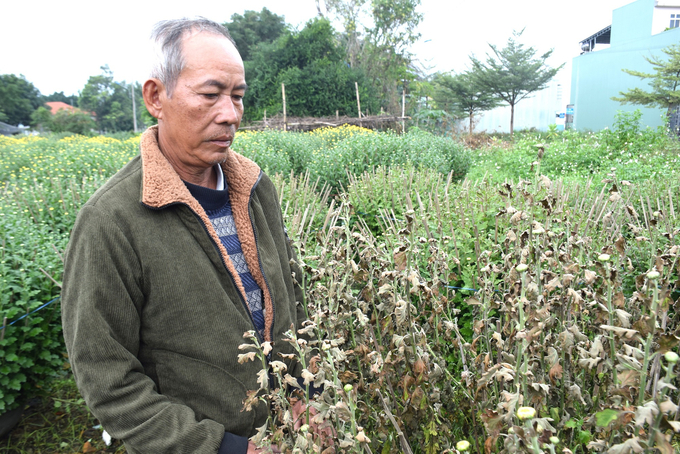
top-left (639, 283), bottom-right (659, 406)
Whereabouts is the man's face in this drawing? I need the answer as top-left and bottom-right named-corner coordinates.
top-left (156, 32), bottom-right (246, 173)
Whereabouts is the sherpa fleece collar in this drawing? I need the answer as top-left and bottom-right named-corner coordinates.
top-left (138, 126), bottom-right (275, 341)
top-left (139, 125), bottom-right (261, 209)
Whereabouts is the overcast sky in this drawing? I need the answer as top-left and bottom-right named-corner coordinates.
top-left (1, 0), bottom-right (633, 98)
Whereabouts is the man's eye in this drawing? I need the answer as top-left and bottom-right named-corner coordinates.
top-left (202, 93), bottom-right (218, 99)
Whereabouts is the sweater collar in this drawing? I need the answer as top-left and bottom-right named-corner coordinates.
top-left (139, 125), bottom-right (261, 208)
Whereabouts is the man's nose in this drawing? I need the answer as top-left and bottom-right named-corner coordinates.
top-left (215, 97), bottom-right (240, 124)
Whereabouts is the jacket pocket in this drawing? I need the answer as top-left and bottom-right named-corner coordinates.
top-left (152, 349), bottom-right (258, 436)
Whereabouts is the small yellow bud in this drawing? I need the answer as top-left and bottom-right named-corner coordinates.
top-left (456, 440), bottom-right (470, 451)
top-left (516, 264), bottom-right (528, 273)
top-left (598, 254), bottom-right (610, 262)
top-left (344, 384), bottom-right (353, 393)
top-left (647, 271), bottom-right (660, 280)
top-left (517, 406), bottom-right (536, 420)
top-left (549, 436), bottom-right (560, 444)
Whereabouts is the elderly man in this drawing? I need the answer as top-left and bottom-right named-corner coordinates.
top-left (62, 18), bottom-right (307, 454)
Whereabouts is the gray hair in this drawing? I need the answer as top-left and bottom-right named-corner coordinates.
top-left (149, 18), bottom-right (236, 97)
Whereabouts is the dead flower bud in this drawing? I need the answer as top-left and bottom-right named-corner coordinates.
top-left (356, 430), bottom-right (371, 443)
top-left (262, 342), bottom-right (272, 356)
top-left (243, 331), bottom-right (256, 339)
top-left (270, 361), bottom-right (287, 373)
top-left (297, 338), bottom-right (308, 347)
top-left (301, 369), bottom-right (315, 385)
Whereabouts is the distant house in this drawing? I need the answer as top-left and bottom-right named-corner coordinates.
top-left (45, 101), bottom-right (78, 115)
top-left (0, 121), bottom-right (23, 136)
top-left (570, 0), bottom-right (680, 131)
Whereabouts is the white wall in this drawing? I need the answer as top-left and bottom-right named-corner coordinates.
top-left (652, 4), bottom-right (680, 34)
top-left (471, 81), bottom-right (564, 133)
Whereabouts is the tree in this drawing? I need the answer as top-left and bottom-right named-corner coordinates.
top-left (41, 91), bottom-right (78, 106)
top-left (50, 110), bottom-right (96, 135)
top-left (243, 17), bottom-right (379, 121)
top-left (471, 30), bottom-right (563, 137)
top-left (432, 71), bottom-right (501, 135)
top-left (224, 8), bottom-right (286, 62)
top-left (0, 74), bottom-right (43, 126)
top-left (320, 0), bottom-right (367, 68)
top-left (612, 43), bottom-right (680, 113)
top-left (30, 106), bottom-right (53, 131)
top-left (79, 66), bottom-right (142, 132)
top-left (320, 0), bottom-right (423, 114)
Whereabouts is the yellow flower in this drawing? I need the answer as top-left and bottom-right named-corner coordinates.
top-left (517, 406), bottom-right (536, 420)
top-left (456, 440), bottom-right (470, 451)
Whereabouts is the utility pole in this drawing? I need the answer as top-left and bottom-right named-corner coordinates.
top-left (130, 84), bottom-right (138, 133)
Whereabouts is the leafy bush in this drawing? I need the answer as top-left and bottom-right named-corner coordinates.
top-left (307, 127), bottom-right (471, 190)
top-left (468, 113), bottom-right (680, 185)
top-left (0, 135), bottom-right (136, 413)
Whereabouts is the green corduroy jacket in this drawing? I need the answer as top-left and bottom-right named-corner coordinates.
top-left (61, 126), bottom-right (307, 454)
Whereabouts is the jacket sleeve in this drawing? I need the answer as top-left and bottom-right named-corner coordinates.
top-left (61, 204), bottom-right (226, 454)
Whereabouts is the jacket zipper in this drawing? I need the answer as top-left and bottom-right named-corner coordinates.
top-left (248, 171), bottom-right (276, 347)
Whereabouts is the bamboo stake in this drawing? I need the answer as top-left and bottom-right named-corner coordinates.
top-left (401, 86), bottom-right (406, 133)
top-left (282, 83), bottom-right (287, 132)
top-left (355, 82), bottom-right (362, 126)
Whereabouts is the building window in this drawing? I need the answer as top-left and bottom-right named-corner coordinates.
top-left (671, 14), bottom-right (680, 28)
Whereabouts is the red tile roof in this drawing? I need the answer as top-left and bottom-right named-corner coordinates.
top-left (45, 102), bottom-right (78, 114)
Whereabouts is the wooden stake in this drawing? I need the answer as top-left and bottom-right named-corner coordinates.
top-left (336, 110), bottom-right (339, 121)
top-left (355, 81), bottom-right (362, 125)
top-left (1, 317), bottom-right (6, 342)
top-left (264, 110), bottom-right (267, 128)
top-left (401, 86), bottom-right (406, 133)
top-left (282, 83), bottom-right (287, 132)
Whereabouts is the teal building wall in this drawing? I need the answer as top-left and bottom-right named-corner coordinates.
top-left (570, 0), bottom-right (680, 131)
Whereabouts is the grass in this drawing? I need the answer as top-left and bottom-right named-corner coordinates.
top-left (0, 376), bottom-right (125, 453)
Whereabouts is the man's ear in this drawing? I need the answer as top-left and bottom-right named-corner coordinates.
top-left (143, 79), bottom-right (165, 119)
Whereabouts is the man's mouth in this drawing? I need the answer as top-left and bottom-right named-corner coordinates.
top-left (209, 136), bottom-right (233, 147)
